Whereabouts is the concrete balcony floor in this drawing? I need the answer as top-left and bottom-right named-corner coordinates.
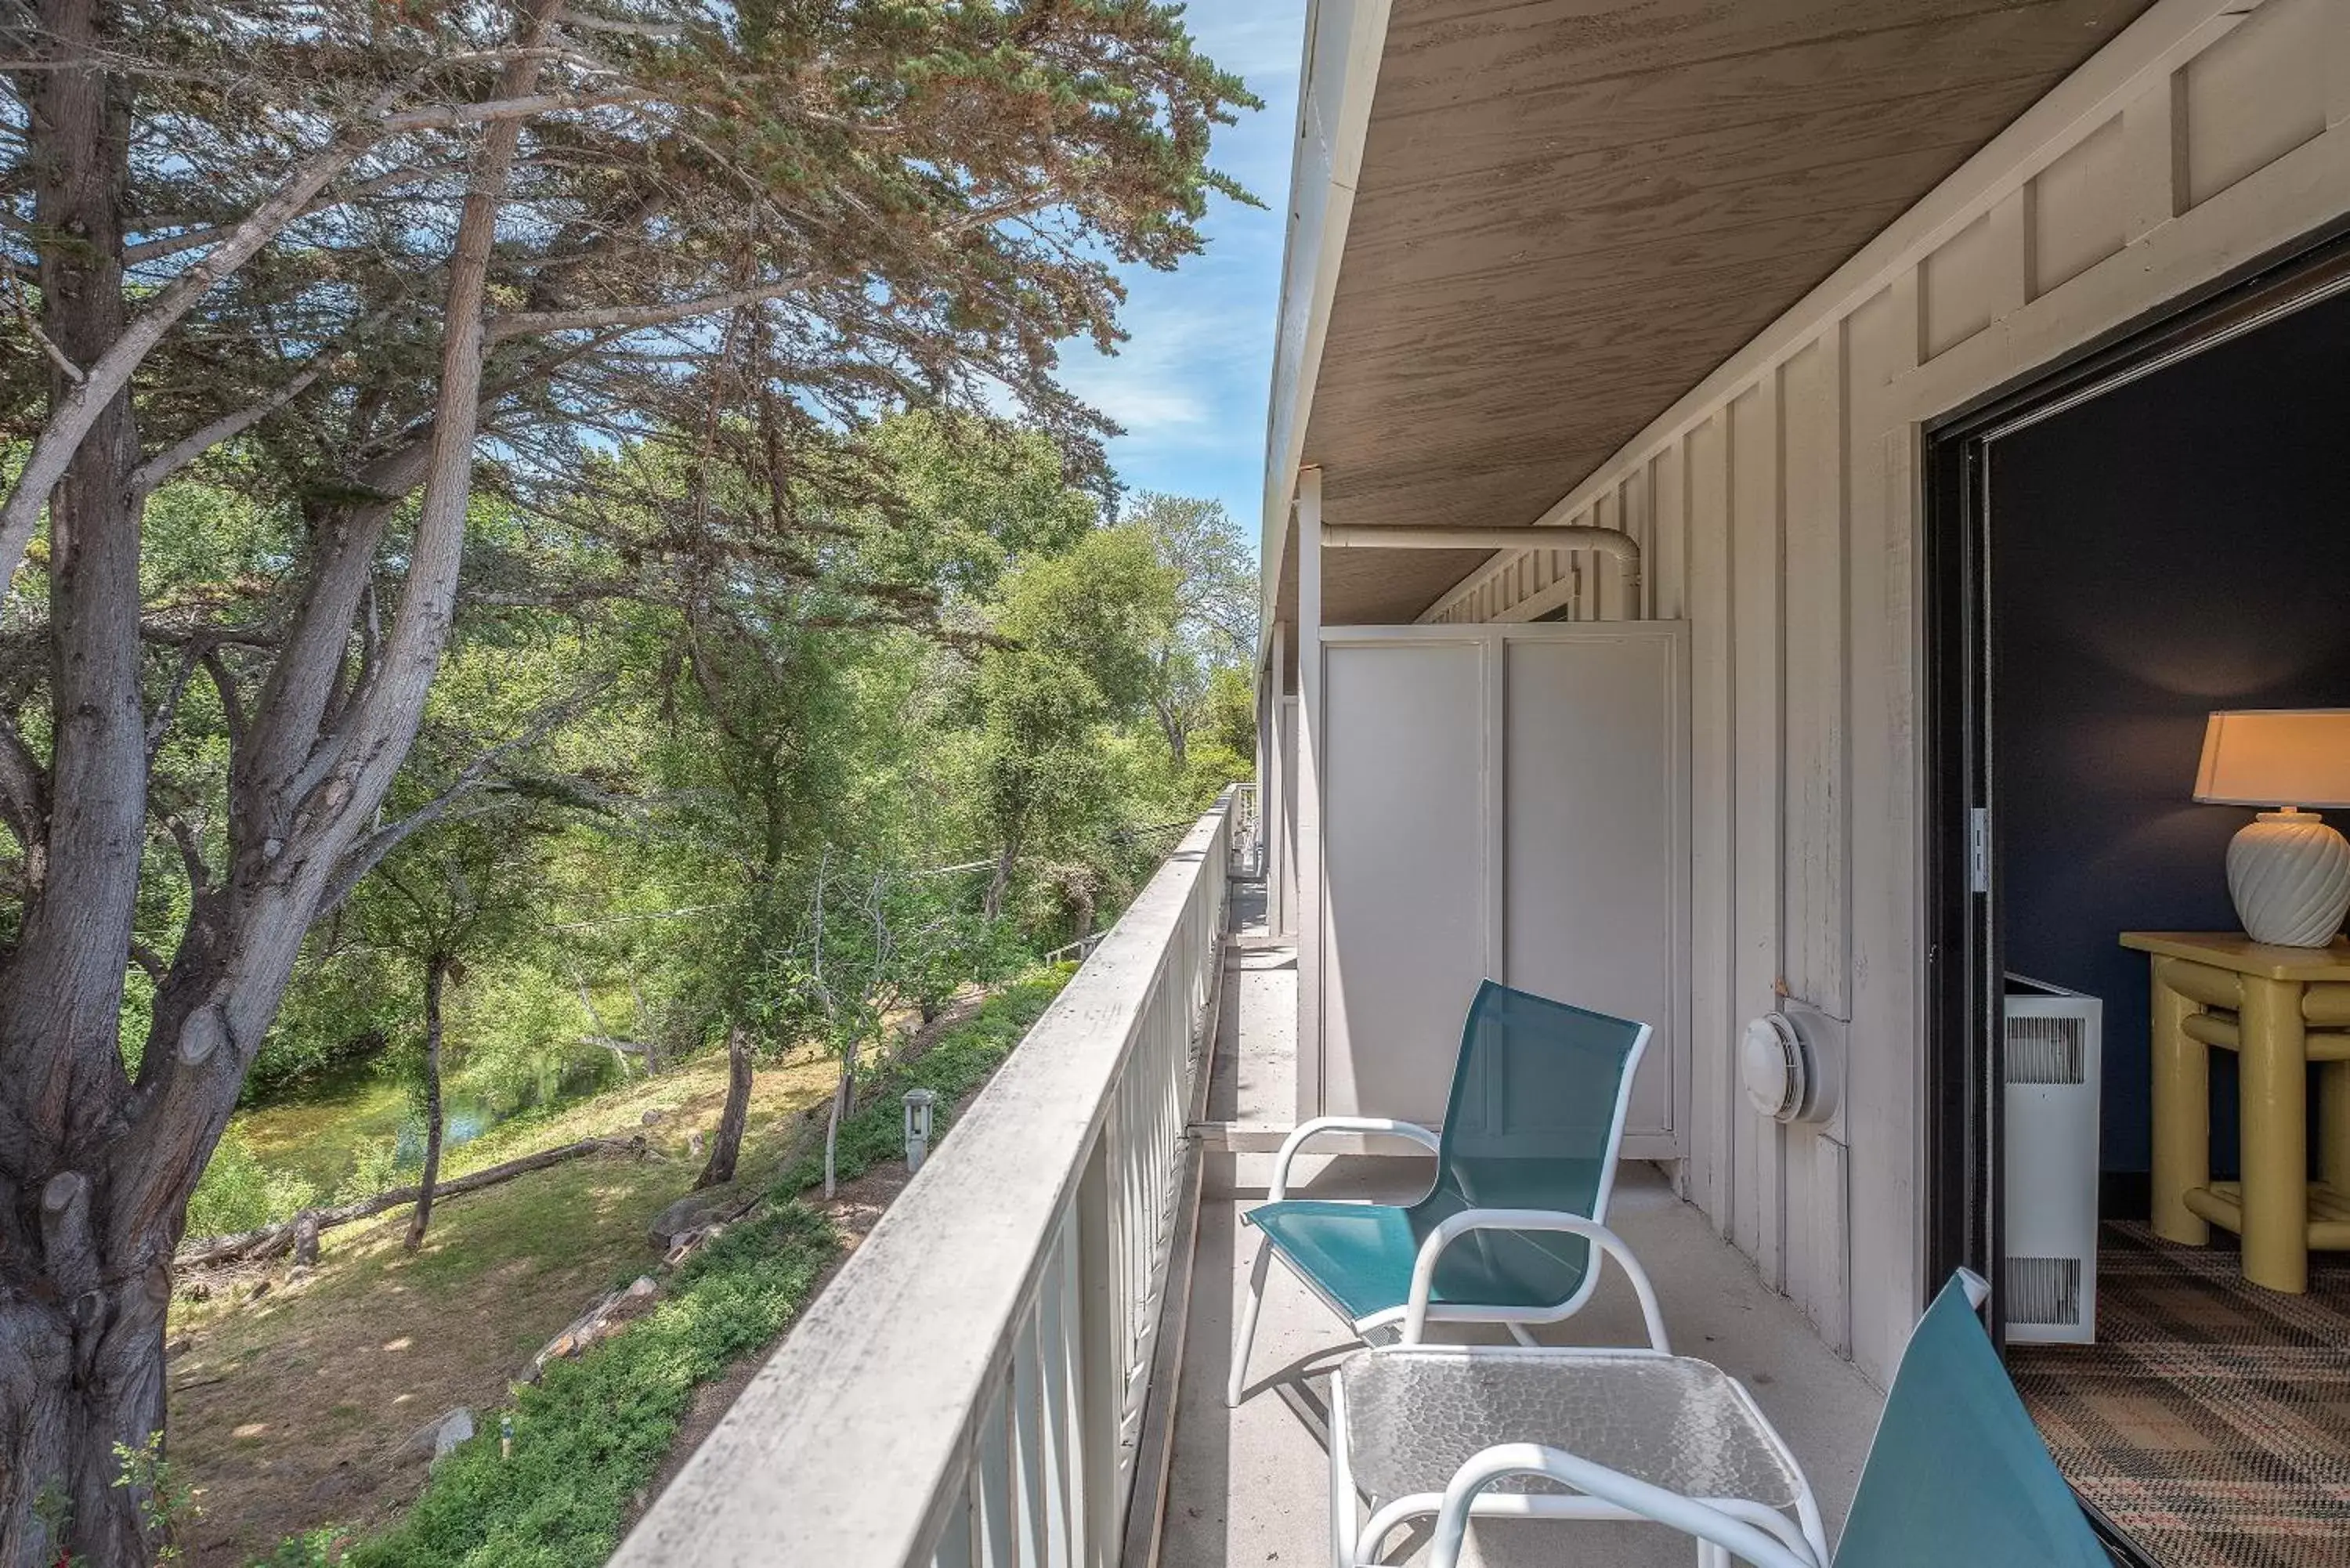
top-left (1166, 890), bottom-right (1884, 1567)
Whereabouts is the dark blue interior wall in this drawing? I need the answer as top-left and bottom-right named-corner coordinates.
top-left (1990, 287), bottom-right (2350, 1179)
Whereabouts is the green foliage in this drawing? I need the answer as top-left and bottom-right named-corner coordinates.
top-left (774, 965), bottom-right (1071, 1194)
top-left (340, 1203), bottom-right (839, 1568)
top-left (969, 524), bottom-right (1187, 894)
top-left (446, 965), bottom-right (605, 1118)
top-left (251, 1526), bottom-right (345, 1567)
top-left (994, 525), bottom-right (1178, 719)
top-left (333, 1138), bottom-right (402, 1208)
top-left (1202, 665), bottom-right (1260, 765)
top-left (185, 1126), bottom-right (320, 1237)
top-left (111, 1430), bottom-right (195, 1563)
top-left (845, 410), bottom-right (1101, 601)
top-left (245, 942), bottom-right (408, 1100)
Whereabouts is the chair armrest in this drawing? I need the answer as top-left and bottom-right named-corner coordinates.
top-left (1430, 1443), bottom-right (1817, 1568)
top-left (1405, 1209), bottom-right (1670, 1351)
top-left (1266, 1115), bottom-right (1440, 1202)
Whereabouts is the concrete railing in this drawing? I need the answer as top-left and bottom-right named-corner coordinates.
top-left (1230, 780), bottom-right (1261, 879)
top-left (612, 788), bottom-right (1235, 1568)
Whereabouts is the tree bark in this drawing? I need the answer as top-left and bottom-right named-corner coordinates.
top-left (1154, 692), bottom-right (1189, 771)
top-left (982, 839), bottom-right (1018, 923)
top-left (0, 5), bottom-right (171, 1563)
top-left (696, 1022), bottom-right (753, 1190)
top-left (822, 1043), bottom-right (862, 1201)
top-left (405, 952), bottom-right (449, 1250)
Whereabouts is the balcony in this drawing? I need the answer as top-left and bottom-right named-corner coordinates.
top-left (614, 786), bottom-right (1882, 1568)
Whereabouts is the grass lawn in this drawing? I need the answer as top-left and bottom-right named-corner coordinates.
top-left (168, 970), bottom-right (1069, 1567)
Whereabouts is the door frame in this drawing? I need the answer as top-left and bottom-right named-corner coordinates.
top-left (1922, 225), bottom-right (2350, 1567)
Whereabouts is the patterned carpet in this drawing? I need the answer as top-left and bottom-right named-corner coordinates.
top-left (2008, 1222), bottom-right (2350, 1568)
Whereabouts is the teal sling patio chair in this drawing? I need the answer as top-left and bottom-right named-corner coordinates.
top-left (1228, 979), bottom-right (1658, 1408)
top-left (1385, 1272), bottom-right (2110, 1568)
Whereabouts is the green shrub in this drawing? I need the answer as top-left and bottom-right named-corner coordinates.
top-left (332, 1137), bottom-right (401, 1206)
top-left (255, 1526), bottom-right (346, 1566)
top-left (338, 1203), bottom-right (837, 1568)
top-left (187, 1126), bottom-right (320, 1237)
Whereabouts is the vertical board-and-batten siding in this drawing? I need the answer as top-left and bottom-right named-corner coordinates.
top-left (1415, 0), bottom-right (2350, 1383)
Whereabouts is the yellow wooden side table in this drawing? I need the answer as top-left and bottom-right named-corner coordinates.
top-left (2121, 931), bottom-right (2350, 1292)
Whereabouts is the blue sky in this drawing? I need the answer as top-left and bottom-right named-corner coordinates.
top-left (1060, 1), bottom-right (1307, 560)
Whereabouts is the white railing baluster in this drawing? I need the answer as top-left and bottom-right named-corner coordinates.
top-left (1010, 1305), bottom-right (1047, 1568)
top-left (1038, 1219), bottom-right (1077, 1568)
top-left (934, 1462), bottom-right (975, 1568)
top-left (613, 791), bottom-right (1236, 1568)
top-left (978, 1372), bottom-right (1015, 1568)
top-left (1076, 1133), bottom-right (1118, 1568)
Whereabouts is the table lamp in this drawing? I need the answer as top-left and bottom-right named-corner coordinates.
top-left (2193, 709), bottom-right (2350, 946)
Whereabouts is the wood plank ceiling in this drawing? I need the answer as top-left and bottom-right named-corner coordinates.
top-left (1298, 0), bottom-right (2156, 627)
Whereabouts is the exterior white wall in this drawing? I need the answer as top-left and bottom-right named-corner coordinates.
top-left (1274, 696), bottom-right (1298, 938)
top-left (1412, 0), bottom-right (2350, 1383)
top-left (1311, 624), bottom-right (1690, 1158)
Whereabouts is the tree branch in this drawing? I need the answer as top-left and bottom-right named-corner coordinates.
top-left (320, 673), bottom-right (608, 912)
top-left (145, 641), bottom-right (204, 762)
top-left (487, 273), bottom-right (817, 342)
top-left (0, 70), bottom-right (650, 591)
top-left (131, 356), bottom-right (334, 496)
top-left (0, 717), bottom-right (49, 861)
top-left (4, 276), bottom-right (85, 383)
top-left (161, 811), bottom-right (215, 901)
top-left (301, 5), bottom-right (565, 851)
top-left (0, 109), bottom-right (390, 591)
top-left (378, 87), bottom-right (651, 136)
top-left (197, 646), bottom-right (248, 757)
top-left (123, 162), bottom-right (465, 266)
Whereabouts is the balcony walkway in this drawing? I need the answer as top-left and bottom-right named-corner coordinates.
top-left (1162, 881), bottom-right (1885, 1568)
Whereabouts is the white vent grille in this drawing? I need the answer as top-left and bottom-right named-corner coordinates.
top-left (2005, 1255), bottom-right (2084, 1326)
top-left (2006, 1013), bottom-right (2086, 1086)
top-left (2003, 977), bottom-right (2100, 1344)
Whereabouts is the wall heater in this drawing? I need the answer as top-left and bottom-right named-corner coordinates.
top-left (2003, 975), bottom-right (2102, 1345)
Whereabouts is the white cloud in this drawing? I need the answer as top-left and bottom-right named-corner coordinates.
top-left (1061, 358), bottom-right (1212, 434)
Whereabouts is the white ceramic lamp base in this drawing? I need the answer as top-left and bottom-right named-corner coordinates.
top-left (2226, 809), bottom-right (2350, 947)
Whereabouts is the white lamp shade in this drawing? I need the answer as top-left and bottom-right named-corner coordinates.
top-left (2192, 710), bottom-right (2350, 809)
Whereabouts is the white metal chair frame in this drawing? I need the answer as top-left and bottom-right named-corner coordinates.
top-left (1326, 1253), bottom-right (1827, 1568)
top-left (1228, 1018), bottom-right (1656, 1408)
top-left (1408, 1274), bottom-right (1999, 1568)
top-left (1425, 1443), bottom-right (1824, 1568)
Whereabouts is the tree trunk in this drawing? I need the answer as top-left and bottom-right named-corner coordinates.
top-left (982, 840), bottom-right (1018, 923)
top-left (821, 1044), bottom-right (859, 1200)
top-left (0, 4), bottom-right (172, 1563)
top-left (406, 953), bottom-right (449, 1250)
top-left (696, 1022), bottom-right (752, 1190)
top-left (1156, 696), bottom-right (1188, 771)
top-left (0, 1267), bottom-right (174, 1568)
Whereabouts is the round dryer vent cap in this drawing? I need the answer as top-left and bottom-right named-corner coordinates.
top-left (1741, 1013), bottom-right (1805, 1122)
